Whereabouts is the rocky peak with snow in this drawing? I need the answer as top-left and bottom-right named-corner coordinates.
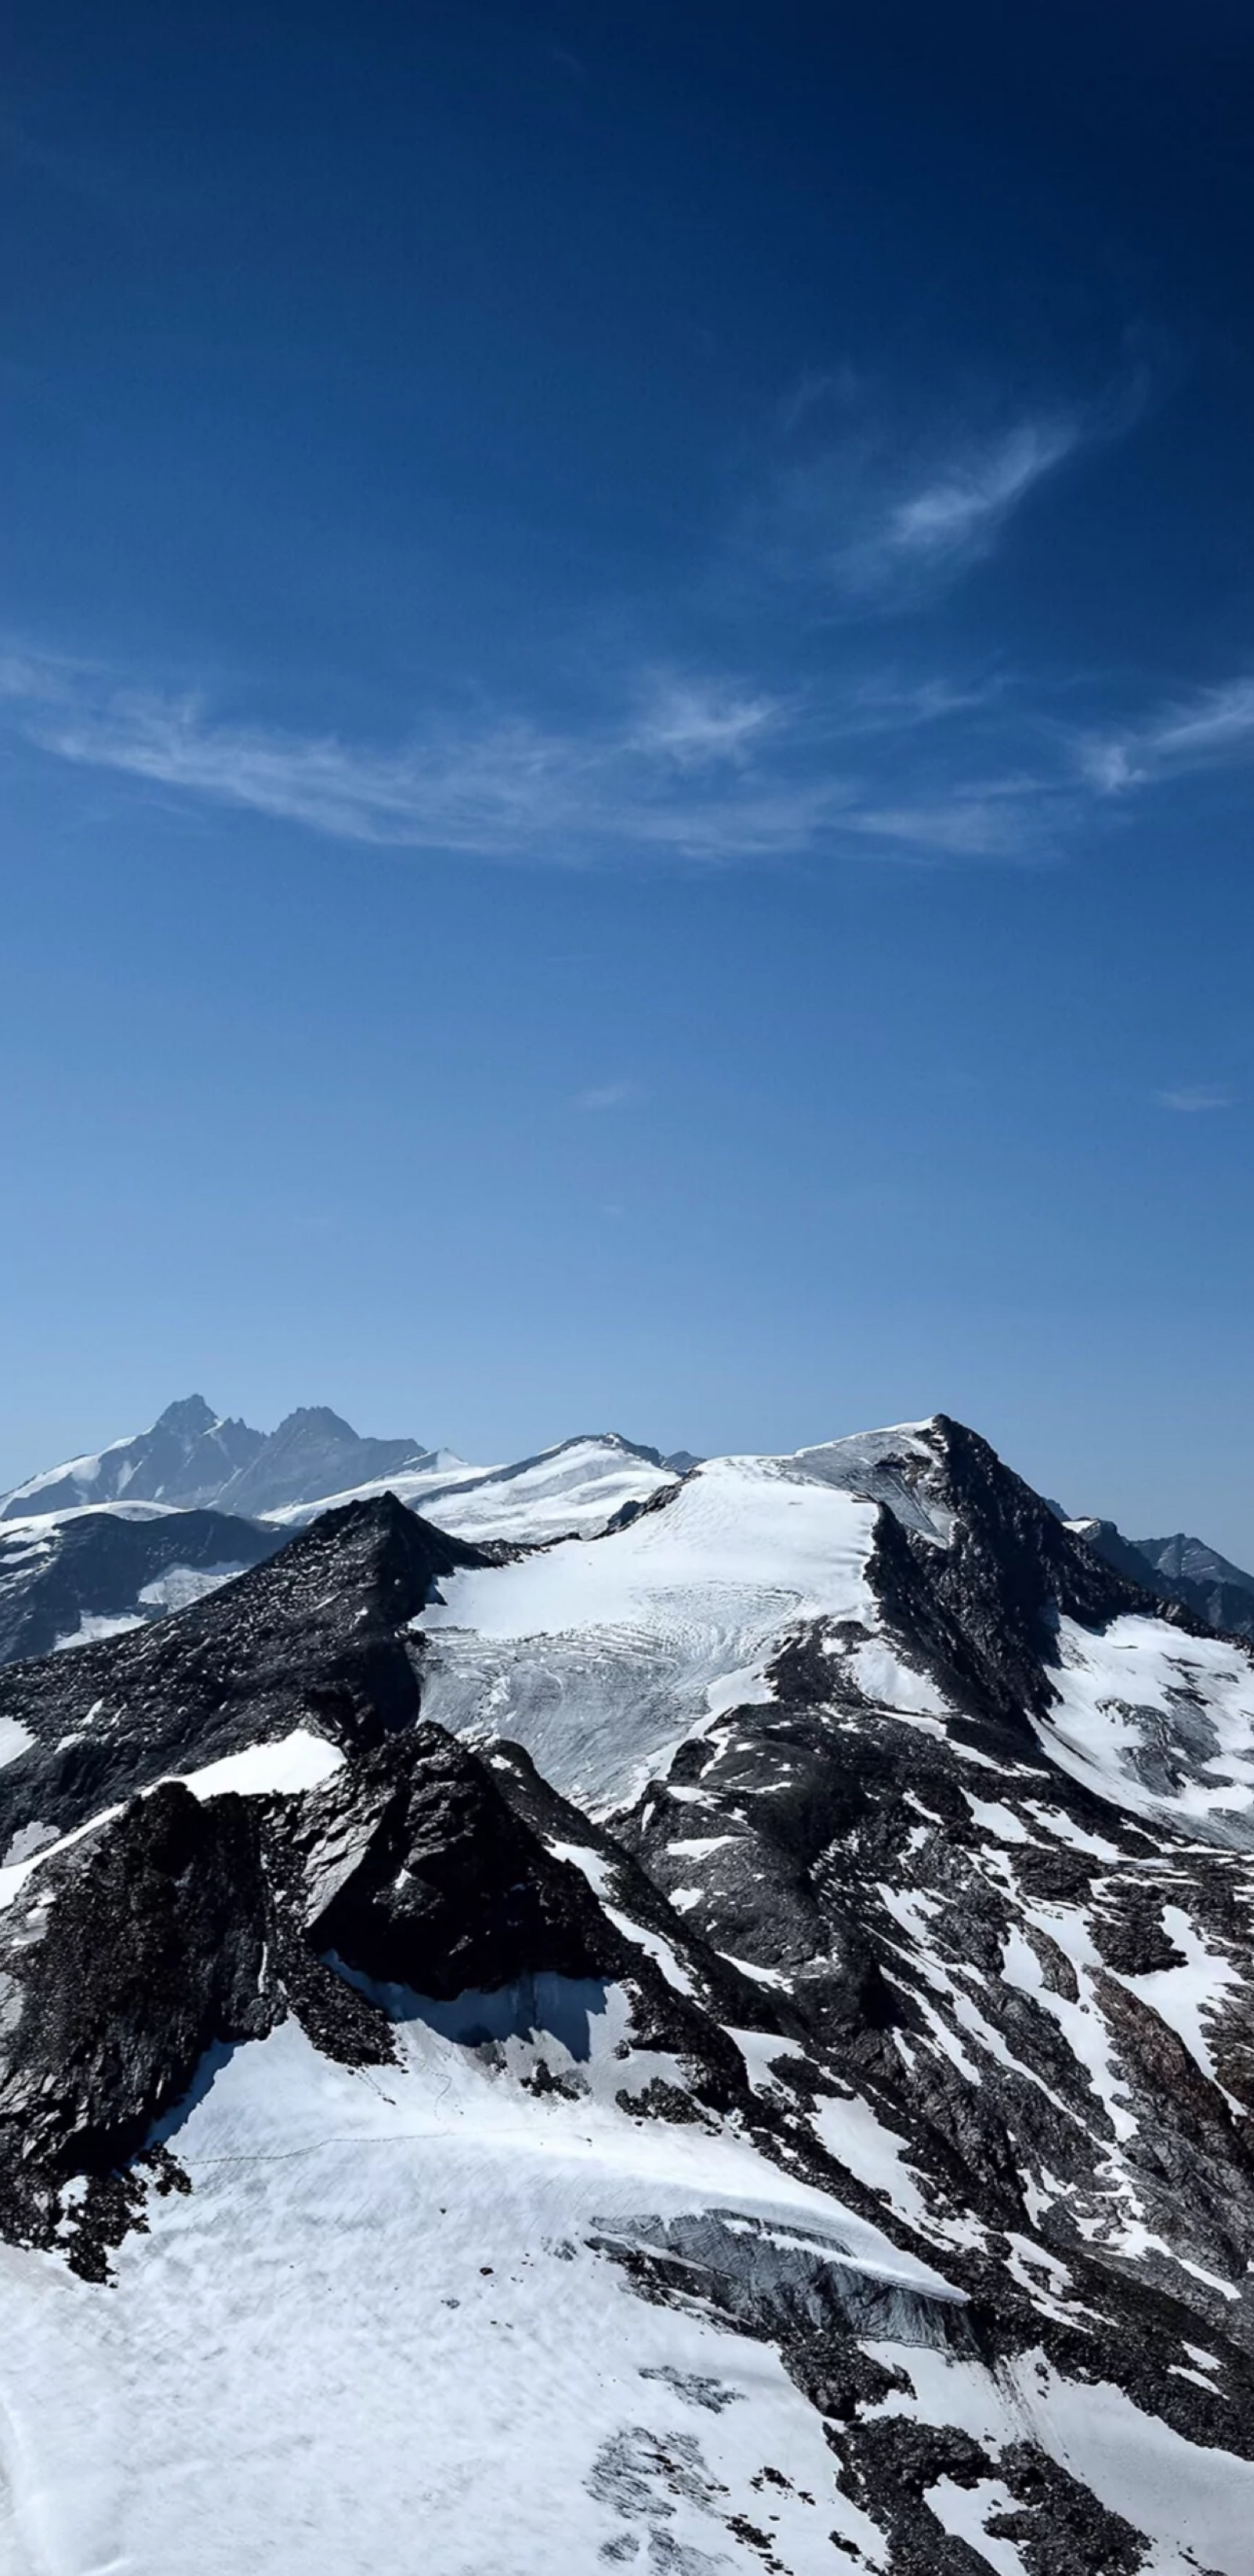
top-left (0, 1395), bottom-right (433, 1525)
top-left (0, 1395), bottom-right (266, 1520)
top-left (1071, 1514), bottom-right (1254, 1647)
top-left (3, 1413), bottom-right (1254, 2571)
top-left (0, 1504), bottom-right (283, 1664)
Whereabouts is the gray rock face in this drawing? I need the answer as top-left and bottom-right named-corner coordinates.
top-left (1140, 1533), bottom-right (1254, 1597)
top-left (0, 1505), bottom-right (283, 1665)
top-left (212, 1406), bottom-right (429, 1516)
top-left (0, 1495), bottom-right (497, 1852)
top-left (1077, 1515), bottom-right (1254, 1643)
top-left (0, 1396), bottom-right (432, 1523)
top-left (0, 1396), bottom-right (266, 1519)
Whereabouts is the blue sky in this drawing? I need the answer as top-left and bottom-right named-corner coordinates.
top-left (3, 0), bottom-right (1254, 1553)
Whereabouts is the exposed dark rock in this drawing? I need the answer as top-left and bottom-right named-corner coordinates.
top-left (0, 1783), bottom-right (277, 2184)
top-left (867, 1415), bottom-right (1172, 1740)
top-left (293, 1726), bottom-right (631, 1998)
top-left (0, 1504), bottom-right (282, 1666)
top-left (0, 1494), bottom-right (499, 1850)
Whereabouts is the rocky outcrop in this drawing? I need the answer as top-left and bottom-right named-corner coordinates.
top-left (0, 1784), bottom-right (277, 2266)
top-left (0, 1504), bottom-right (282, 1665)
top-left (0, 1494), bottom-right (498, 1850)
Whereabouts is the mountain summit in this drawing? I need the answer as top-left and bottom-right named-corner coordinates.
top-left (0, 1396), bottom-right (429, 1523)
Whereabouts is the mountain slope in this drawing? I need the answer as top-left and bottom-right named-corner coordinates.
top-left (0, 1495), bottom-right (498, 1857)
top-left (212, 1404), bottom-right (430, 1516)
top-left (259, 1430), bottom-right (680, 1542)
top-left (0, 1505), bottom-right (282, 1665)
top-left (414, 1420), bottom-right (1144, 1810)
top-left (0, 1394), bottom-right (436, 1525)
top-left (1071, 1516), bottom-right (1254, 1646)
top-left (2, 1417), bottom-right (1254, 2571)
top-left (0, 1395), bottom-right (264, 1519)
top-left (1140, 1534), bottom-right (1254, 1599)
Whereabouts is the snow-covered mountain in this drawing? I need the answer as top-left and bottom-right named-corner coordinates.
top-left (3, 1411), bottom-right (1254, 2571)
top-left (0, 1394), bottom-right (264, 1519)
top-left (0, 1394), bottom-right (437, 1523)
top-left (0, 1432), bottom-right (688, 1668)
top-left (1070, 1515), bottom-right (1254, 1645)
top-left (0, 1504), bottom-right (283, 1663)
top-left (259, 1430), bottom-right (683, 1542)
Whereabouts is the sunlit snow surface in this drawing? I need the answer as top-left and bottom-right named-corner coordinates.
top-left (0, 2000), bottom-right (927, 2576)
top-left (260, 1433), bottom-right (677, 1542)
top-left (1038, 1614), bottom-right (1254, 1846)
top-left (861, 2342), bottom-right (1254, 2575)
top-left (417, 1455), bottom-right (883, 1806)
top-left (5, 1997), bottom-right (1251, 2574)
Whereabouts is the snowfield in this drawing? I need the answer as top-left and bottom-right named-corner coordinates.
top-left (261, 1433), bottom-right (678, 1543)
top-left (1038, 1613), bottom-right (1254, 1844)
top-left (5, 1989), bottom-right (1250, 2576)
top-left (417, 1453), bottom-right (884, 1806)
top-left (0, 1998), bottom-right (936, 2576)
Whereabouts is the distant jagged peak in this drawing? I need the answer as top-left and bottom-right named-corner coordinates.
top-left (211, 1408), bottom-right (426, 1519)
top-left (0, 1396), bottom-right (432, 1527)
top-left (265, 1403), bottom-right (393, 1444)
top-left (1136, 1529), bottom-right (1254, 1597)
top-left (1070, 1513), bottom-right (1254, 1644)
top-left (151, 1393), bottom-right (221, 1438)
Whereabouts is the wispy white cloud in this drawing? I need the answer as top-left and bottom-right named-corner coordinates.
top-left (846, 671), bottom-right (1010, 730)
top-left (1156, 1084), bottom-right (1234, 1114)
top-left (32, 690), bottom-right (580, 852)
top-left (575, 1081), bottom-right (640, 1111)
top-left (0, 359), bottom-right (1155, 871)
top-left (1084, 676), bottom-right (1254, 794)
top-left (629, 676), bottom-right (784, 766)
top-left (844, 793), bottom-right (1041, 860)
top-left (887, 419), bottom-right (1080, 563)
top-left (742, 403), bottom-right (1098, 611)
top-left (0, 644), bottom-right (1056, 867)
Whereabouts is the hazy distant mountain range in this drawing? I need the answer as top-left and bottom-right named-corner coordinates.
top-left (1067, 1514), bottom-right (1254, 1645)
top-left (0, 1404), bottom-right (705, 1658)
top-left (0, 1393), bottom-right (439, 1523)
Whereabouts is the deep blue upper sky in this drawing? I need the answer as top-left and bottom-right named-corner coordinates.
top-left (3, 0), bottom-right (1254, 1551)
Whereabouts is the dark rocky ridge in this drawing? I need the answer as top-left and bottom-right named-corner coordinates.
top-left (868, 1415), bottom-right (1184, 1737)
top-left (0, 1784), bottom-right (277, 2185)
top-left (0, 1494), bottom-right (500, 1853)
top-left (1078, 1516), bottom-right (1254, 1645)
top-left (0, 1504), bottom-right (283, 1665)
top-left (0, 1722), bottom-right (785, 2280)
